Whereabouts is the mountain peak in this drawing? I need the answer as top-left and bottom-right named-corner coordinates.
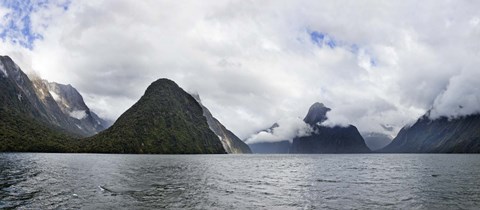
top-left (85, 78), bottom-right (226, 154)
top-left (303, 102), bottom-right (331, 125)
top-left (0, 55), bottom-right (13, 62)
top-left (151, 78), bottom-right (177, 87)
top-left (144, 78), bottom-right (181, 95)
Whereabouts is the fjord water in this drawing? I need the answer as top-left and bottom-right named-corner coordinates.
top-left (1, 154), bottom-right (480, 209)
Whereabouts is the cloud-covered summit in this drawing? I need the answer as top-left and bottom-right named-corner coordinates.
top-left (1, 0), bottom-right (480, 139)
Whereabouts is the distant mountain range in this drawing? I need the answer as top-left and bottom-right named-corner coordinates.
top-left (248, 123), bottom-right (291, 153)
top-left (248, 103), bottom-right (371, 154)
top-left (249, 140), bottom-right (291, 154)
top-left (362, 132), bottom-right (392, 151)
top-left (1, 55), bottom-right (480, 154)
top-left (249, 104), bottom-right (480, 154)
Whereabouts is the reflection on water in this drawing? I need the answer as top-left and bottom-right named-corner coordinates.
top-left (1, 153), bottom-right (480, 209)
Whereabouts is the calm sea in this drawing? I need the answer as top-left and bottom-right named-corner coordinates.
top-left (1, 153), bottom-right (480, 209)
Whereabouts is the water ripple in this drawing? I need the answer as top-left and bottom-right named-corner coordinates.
top-left (1, 154), bottom-right (480, 209)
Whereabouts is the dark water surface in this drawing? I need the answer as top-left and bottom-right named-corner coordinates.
top-left (1, 153), bottom-right (480, 209)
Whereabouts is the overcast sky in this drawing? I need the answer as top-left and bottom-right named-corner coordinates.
top-left (1, 0), bottom-right (480, 140)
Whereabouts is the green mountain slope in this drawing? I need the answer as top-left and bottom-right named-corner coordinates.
top-left (83, 79), bottom-right (226, 154)
top-left (0, 108), bottom-right (78, 152)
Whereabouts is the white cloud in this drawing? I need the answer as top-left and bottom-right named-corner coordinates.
top-left (69, 110), bottom-right (87, 120)
top-left (430, 66), bottom-right (480, 119)
top-left (245, 117), bottom-right (314, 144)
top-left (1, 0), bottom-right (480, 139)
top-left (0, 7), bottom-right (10, 27)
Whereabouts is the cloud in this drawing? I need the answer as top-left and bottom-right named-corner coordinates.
top-left (430, 66), bottom-right (480, 119)
top-left (1, 0), bottom-right (480, 139)
top-left (245, 117), bottom-right (314, 144)
top-left (0, 0), bottom-right (71, 48)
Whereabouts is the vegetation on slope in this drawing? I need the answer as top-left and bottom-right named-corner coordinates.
top-left (82, 79), bottom-right (226, 154)
top-left (0, 108), bottom-right (79, 152)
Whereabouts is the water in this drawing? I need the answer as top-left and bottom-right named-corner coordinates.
top-left (1, 154), bottom-right (480, 209)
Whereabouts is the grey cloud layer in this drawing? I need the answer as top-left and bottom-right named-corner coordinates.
top-left (1, 0), bottom-right (480, 139)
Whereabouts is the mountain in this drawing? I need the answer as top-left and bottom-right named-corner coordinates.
top-left (0, 56), bottom-right (107, 138)
top-left (291, 126), bottom-right (371, 153)
top-left (247, 103), bottom-right (370, 154)
top-left (45, 81), bottom-right (108, 134)
top-left (0, 56), bottom-right (77, 132)
top-left (362, 132), bottom-right (392, 151)
top-left (83, 79), bottom-right (226, 154)
top-left (28, 74), bottom-right (107, 136)
top-left (382, 112), bottom-right (480, 153)
top-left (303, 102), bottom-right (330, 125)
top-left (0, 108), bottom-right (78, 152)
top-left (0, 56), bottom-right (79, 152)
top-left (192, 94), bottom-right (251, 154)
top-left (0, 56), bottom-right (66, 128)
top-left (247, 123), bottom-right (292, 154)
top-left (291, 103), bottom-right (371, 153)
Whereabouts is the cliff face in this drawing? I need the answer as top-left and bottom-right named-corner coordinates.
top-left (192, 94), bottom-right (252, 154)
top-left (45, 81), bottom-right (107, 135)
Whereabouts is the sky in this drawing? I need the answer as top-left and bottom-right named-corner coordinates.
top-left (1, 0), bottom-right (480, 140)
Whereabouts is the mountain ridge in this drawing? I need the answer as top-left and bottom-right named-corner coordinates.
top-left (382, 113), bottom-right (480, 153)
top-left (192, 94), bottom-right (252, 154)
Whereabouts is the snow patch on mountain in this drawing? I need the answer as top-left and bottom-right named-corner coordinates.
top-left (69, 110), bottom-right (87, 120)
